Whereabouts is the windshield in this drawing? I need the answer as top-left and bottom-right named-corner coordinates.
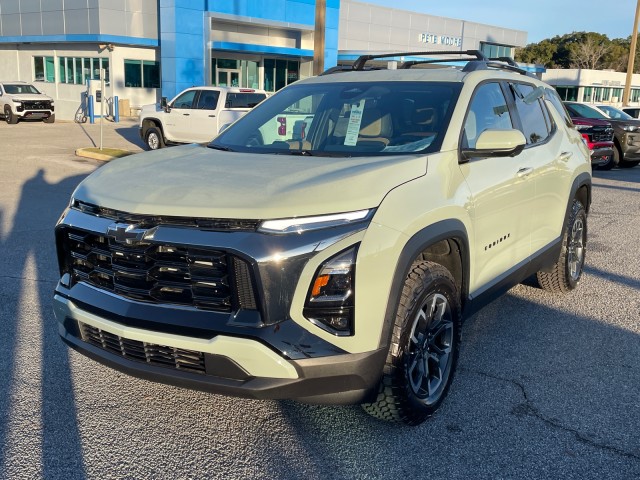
top-left (565, 103), bottom-right (608, 120)
top-left (3, 84), bottom-right (40, 95)
top-left (597, 105), bottom-right (634, 120)
top-left (210, 81), bottom-right (461, 157)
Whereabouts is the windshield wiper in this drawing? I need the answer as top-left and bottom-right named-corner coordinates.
top-left (207, 144), bottom-right (234, 152)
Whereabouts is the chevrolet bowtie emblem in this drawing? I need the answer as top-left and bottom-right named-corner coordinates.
top-left (106, 223), bottom-right (155, 245)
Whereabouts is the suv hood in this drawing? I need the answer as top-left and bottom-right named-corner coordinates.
top-left (10, 93), bottom-right (52, 102)
top-left (73, 144), bottom-right (428, 219)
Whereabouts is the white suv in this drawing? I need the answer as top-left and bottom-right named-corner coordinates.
top-left (54, 51), bottom-right (591, 425)
top-left (0, 81), bottom-right (55, 124)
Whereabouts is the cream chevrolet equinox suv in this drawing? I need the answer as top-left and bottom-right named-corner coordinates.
top-left (54, 51), bottom-right (591, 425)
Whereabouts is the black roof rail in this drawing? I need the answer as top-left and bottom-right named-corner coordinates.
top-left (352, 50), bottom-right (488, 71)
top-left (488, 56), bottom-right (520, 67)
top-left (320, 65), bottom-right (383, 76)
top-left (462, 60), bottom-right (529, 76)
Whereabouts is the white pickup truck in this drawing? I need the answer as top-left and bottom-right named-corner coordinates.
top-left (139, 86), bottom-right (267, 150)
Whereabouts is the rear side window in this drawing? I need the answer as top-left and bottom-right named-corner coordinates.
top-left (545, 88), bottom-right (573, 127)
top-left (463, 82), bottom-right (513, 149)
top-left (196, 90), bottom-right (220, 110)
top-left (509, 83), bottom-right (550, 145)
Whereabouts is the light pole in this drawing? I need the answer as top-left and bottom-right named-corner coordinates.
top-left (623, 0), bottom-right (640, 105)
top-left (313, 0), bottom-right (326, 75)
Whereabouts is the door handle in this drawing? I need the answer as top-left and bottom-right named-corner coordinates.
top-left (182, 113), bottom-right (190, 116)
top-left (516, 167), bottom-right (533, 178)
top-left (558, 151), bottom-right (572, 162)
top-left (208, 114), bottom-right (216, 118)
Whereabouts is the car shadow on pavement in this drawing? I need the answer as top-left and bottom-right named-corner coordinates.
top-left (0, 169), bottom-right (87, 478)
top-left (115, 126), bottom-right (146, 150)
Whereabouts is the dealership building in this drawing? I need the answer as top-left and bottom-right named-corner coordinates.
top-left (0, 0), bottom-right (528, 120)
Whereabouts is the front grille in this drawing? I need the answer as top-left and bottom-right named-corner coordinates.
top-left (590, 126), bottom-right (614, 143)
top-left (22, 100), bottom-right (52, 110)
top-left (73, 201), bottom-right (259, 232)
top-left (61, 227), bottom-right (257, 312)
top-left (79, 322), bottom-right (206, 374)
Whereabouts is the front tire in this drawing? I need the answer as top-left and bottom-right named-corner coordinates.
top-left (145, 126), bottom-right (165, 150)
top-left (43, 114), bottom-right (55, 124)
top-left (362, 261), bottom-right (461, 426)
top-left (537, 199), bottom-right (587, 293)
top-left (5, 106), bottom-right (18, 124)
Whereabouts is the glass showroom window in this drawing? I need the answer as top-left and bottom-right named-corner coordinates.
top-left (125, 60), bottom-right (160, 88)
top-left (58, 57), bottom-right (109, 85)
top-left (263, 59), bottom-right (299, 92)
top-left (480, 42), bottom-right (515, 59)
top-left (34, 56), bottom-right (55, 83)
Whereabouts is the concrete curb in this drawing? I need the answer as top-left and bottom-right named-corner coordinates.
top-left (75, 147), bottom-right (136, 162)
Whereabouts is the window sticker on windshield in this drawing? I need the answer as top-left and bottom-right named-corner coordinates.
top-left (344, 99), bottom-right (366, 146)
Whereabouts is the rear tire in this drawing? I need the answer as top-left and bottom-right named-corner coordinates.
top-left (537, 199), bottom-right (587, 293)
top-left (362, 261), bottom-right (461, 426)
top-left (43, 114), bottom-right (55, 124)
top-left (145, 126), bottom-right (165, 150)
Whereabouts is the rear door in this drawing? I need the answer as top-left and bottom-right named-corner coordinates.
top-left (188, 89), bottom-right (221, 143)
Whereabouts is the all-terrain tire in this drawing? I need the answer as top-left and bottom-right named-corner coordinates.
top-left (145, 126), bottom-right (165, 150)
top-left (362, 261), bottom-right (461, 426)
top-left (43, 114), bottom-right (55, 124)
top-left (537, 199), bottom-right (587, 293)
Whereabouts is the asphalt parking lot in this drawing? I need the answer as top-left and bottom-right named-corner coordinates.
top-left (0, 120), bottom-right (639, 479)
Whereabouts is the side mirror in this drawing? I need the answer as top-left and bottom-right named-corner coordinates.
top-left (461, 129), bottom-right (526, 162)
top-left (161, 97), bottom-right (170, 112)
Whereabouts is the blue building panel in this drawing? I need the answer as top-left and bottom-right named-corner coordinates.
top-left (284, 2), bottom-right (314, 24)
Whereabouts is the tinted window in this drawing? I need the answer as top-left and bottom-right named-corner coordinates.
top-left (172, 90), bottom-right (197, 109)
top-left (564, 103), bottom-right (608, 120)
top-left (224, 93), bottom-right (266, 108)
top-left (545, 88), bottom-right (573, 127)
top-left (510, 83), bottom-right (549, 145)
top-left (463, 82), bottom-right (513, 149)
top-left (196, 90), bottom-right (220, 110)
top-left (3, 84), bottom-right (40, 95)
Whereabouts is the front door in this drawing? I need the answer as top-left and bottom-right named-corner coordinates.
top-left (460, 82), bottom-right (535, 294)
top-left (217, 69), bottom-right (240, 87)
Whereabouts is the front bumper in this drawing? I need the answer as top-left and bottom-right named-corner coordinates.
top-left (54, 292), bottom-right (386, 404)
top-left (621, 132), bottom-right (640, 160)
top-left (589, 146), bottom-right (614, 166)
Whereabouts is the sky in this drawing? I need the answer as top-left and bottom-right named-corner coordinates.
top-left (364, 0), bottom-right (639, 44)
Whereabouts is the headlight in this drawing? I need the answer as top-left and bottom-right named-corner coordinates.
top-left (574, 124), bottom-right (590, 131)
top-left (303, 246), bottom-right (357, 336)
top-left (258, 209), bottom-right (371, 234)
top-left (12, 99), bottom-right (22, 104)
top-left (623, 125), bottom-right (639, 132)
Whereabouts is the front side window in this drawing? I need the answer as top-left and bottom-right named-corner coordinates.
top-left (212, 82), bottom-right (460, 157)
top-left (172, 90), bottom-right (197, 109)
top-left (463, 82), bottom-right (513, 149)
